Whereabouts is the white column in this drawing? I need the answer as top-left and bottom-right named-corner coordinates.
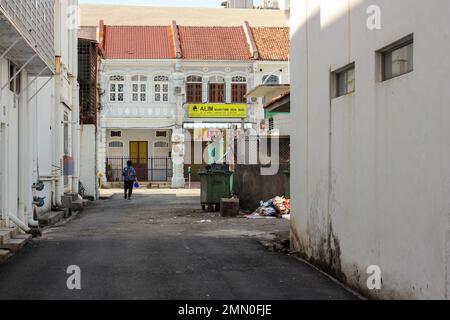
top-left (98, 125), bottom-right (107, 185)
top-left (202, 76), bottom-right (209, 103)
top-left (54, 74), bottom-right (64, 207)
top-left (171, 128), bottom-right (185, 188)
top-left (172, 68), bottom-right (186, 188)
top-left (71, 79), bottom-right (80, 194)
top-left (171, 77), bottom-right (186, 188)
top-left (18, 72), bottom-right (28, 223)
top-left (225, 76), bottom-right (232, 104)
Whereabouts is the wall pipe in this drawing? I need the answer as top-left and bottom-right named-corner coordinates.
top-left (8, 213), bottom-right (30, 233)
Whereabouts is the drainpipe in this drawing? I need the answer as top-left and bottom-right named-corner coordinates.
top-left (8, 213), bottom-right (30, 233)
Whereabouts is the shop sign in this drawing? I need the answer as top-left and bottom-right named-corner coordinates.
top-left (188, 104), bottom-right (247, 118)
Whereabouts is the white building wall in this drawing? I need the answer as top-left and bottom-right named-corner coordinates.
top-left (291, 0), bottom-right (450, 299)
top-left (0, 59), bottom-right (19, 223)
top-left (251, 61), bottom-right (290, 132)
top-left (29, 77), bottom-right (56, 215)
top-left (272, 113), bottom-right (291, 136)
top-left (54, 0), bottom-right (80, 199)
top-left (80, 125), bottom-right (97, 199)
top-left (105, 129), bottom-right (171, 159)
top-left (0, 0), bottom-right (79, 230)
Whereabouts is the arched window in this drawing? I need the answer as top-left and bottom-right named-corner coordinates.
top-left (262, 74), bottom-right (280, 85)
top-left (109, 75), bottom-right (125, 102)
top-left (154, 141), bottom-right (170, 157)
top-left (109, 141), bottom-right (124, 148)
top-left (154, 75), bottom-right (169, 102)
top-left (232, 76), bottom-right (247, 83)
top-left (208, 75), bottom-right (225, 103)
top-left (231, 76), bottom-right (247, 103)
top-left (186, 75), bottom-right (202, 103)
top-left (131, 75), bottom-right (147, 102)
top-left (154, 141), bottom-right (169, 148)
top-left (108, 141), bottom-right (124, 158)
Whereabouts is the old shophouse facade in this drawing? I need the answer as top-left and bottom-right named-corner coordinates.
top-left (97, 21), bottom-right (289, 188)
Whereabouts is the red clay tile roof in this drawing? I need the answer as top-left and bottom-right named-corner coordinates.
top-left (252, 27), bottom-right (290, 61)
top-left (103, 26), bottom-right (175, 59)
top-left (179, 26), bottom-right (252, 61)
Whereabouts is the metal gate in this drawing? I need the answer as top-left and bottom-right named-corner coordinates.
top-left (106, 157), bottom-right (172, 182)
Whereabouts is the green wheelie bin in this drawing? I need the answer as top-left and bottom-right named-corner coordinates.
top-left (199, 164), bottom-right (233, 211)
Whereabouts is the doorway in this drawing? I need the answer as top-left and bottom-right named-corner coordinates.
top-left (130, 141), bottom-right (148, 181)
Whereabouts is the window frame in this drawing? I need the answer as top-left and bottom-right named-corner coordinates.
top-left (109, 141), bottom-right (124, 148)
top-left (231, 76), bottom-right (247, 103)
top-left (9, 62), bottom-right (21, 94)
top-left (262, 74), bottom-right (280, 85)
top-left (379, 34), bottom-right (414, 81)
top-left (208, 75), bottom-right (225, 103)
top-left (156, 131), bottom-right (168, 137)
top-left (186, 75), bottom-right (203, 103)
top-left (332, 63), bottom-right (355, 98)
top-left (109, 75), bottom-right (125, 102)
top-left (154, 75), bottom-right (170, 103)
top-left (131, 75), bottom-right (148, 103)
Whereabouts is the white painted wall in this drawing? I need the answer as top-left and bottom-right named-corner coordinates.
top-left (251, 61), bottom-right (290, 133)
top-left (105, 129), bottom-right (171, 159)
top-left (0, 1), bottom-right (80, 229)
top-left (291, 0), bottom-right (450, 299)
top-left (0, 58), bottom-right (19, 223)
top-left (80, 125), bottom-right (97, 199)
top-left (272, 113), bottom-right (291, 136)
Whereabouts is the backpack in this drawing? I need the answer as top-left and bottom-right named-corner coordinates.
top-left (123, 167), bottom-right (135, 181)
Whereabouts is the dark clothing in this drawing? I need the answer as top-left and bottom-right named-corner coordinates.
top-left (124, 181), bottom-right (134, 199)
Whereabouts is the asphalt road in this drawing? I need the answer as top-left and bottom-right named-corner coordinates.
top-left (0, 189), bottom-right (357, 300)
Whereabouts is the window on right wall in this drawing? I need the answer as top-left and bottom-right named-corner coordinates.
top-left (333, 63), bottom-right (355, 98)
top-left (380, 34), bottom-right (414, 81)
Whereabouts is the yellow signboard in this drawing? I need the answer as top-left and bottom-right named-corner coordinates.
top-left (188, 104), bottom-right (247, 118)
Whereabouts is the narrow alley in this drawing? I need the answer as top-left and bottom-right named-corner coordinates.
top-left (0, 190), bottom-right (356, 300)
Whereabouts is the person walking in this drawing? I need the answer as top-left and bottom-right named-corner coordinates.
top-left (122, 160), bottom-right (137, 200)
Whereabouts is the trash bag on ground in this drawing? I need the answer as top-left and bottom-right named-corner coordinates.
top-left (246, 196), bottom-right (291, 219)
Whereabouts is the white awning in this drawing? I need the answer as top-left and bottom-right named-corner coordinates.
top-left (246, 84), bottom-right (290, 99)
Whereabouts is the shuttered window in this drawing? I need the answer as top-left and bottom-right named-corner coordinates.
top-left (209, 84), bottom-right (225, 103)
top-left (208, 76), bottom-right (225, 103)
top-left (186, 76), bottom-right (202, 103)
top-left (231, 76), bottom-right (247, 103)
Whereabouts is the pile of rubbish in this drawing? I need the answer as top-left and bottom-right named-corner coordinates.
top-left (246, 196), bottom-right (291, 219)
